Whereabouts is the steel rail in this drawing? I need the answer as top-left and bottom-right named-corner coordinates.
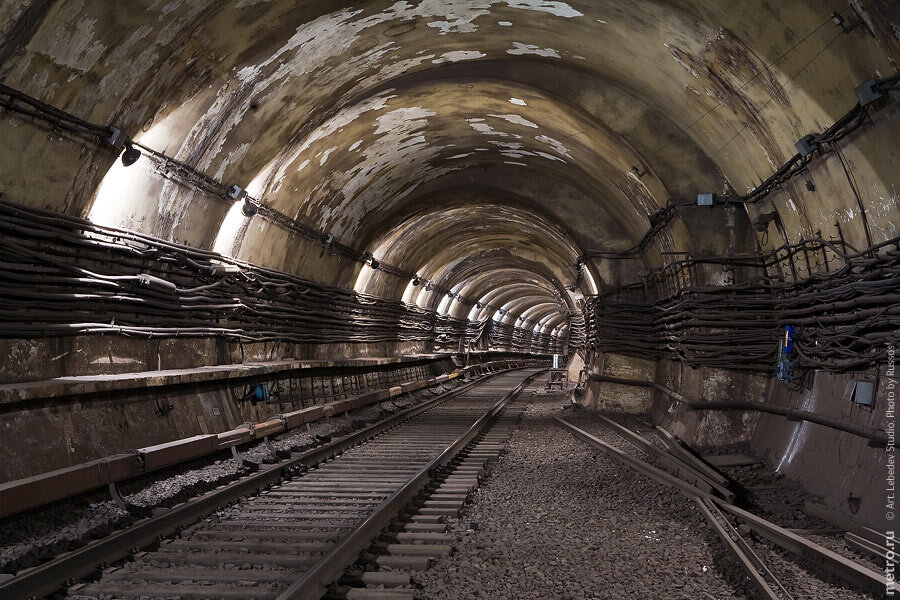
top-left (0, 369), bottom-right (514, 600)
top-left (714, 499), bottom-right (891, 595)
top-left (553, 417), bottom-right (711, 500)
top-left (555, 416), bottom-right (890, 597)
top-left (276, 368), bottom-right (546, 600)
top-left (693, 496), bottom-right (790, 600)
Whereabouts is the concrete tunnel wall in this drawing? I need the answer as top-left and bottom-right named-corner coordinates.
top-left (0, 0), bottom-right (899, 528)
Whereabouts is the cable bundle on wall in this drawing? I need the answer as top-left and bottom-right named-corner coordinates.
top-left (585, 235), bottom-right (900, 373)
top-left (0, 197), bottom-right (563, 352)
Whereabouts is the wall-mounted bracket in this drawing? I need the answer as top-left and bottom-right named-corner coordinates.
top-left (109, 483), bottom-right (168, 518)
top-left (231, 446), bottom-right (260, 471)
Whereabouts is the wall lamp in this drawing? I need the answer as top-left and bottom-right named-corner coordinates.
top-left (121, 142), bottom-right (141, 167)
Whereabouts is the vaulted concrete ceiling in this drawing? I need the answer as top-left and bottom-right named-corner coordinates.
top-left (1, 0), bottom-right (898, 331)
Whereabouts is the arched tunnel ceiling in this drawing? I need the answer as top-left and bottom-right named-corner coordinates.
top-left (1, 0), bottom-right (899, 342)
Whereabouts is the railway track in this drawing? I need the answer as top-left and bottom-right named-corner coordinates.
top-left (29, 368), bottom-right (543, 600)
top-left (555, 415), bottom-right (890, 599)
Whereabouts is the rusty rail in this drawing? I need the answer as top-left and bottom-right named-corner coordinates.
top-left (0, 360), bottom-right (539, 520)
top-left (276, 369), bottom-right (546, 600)
top-left (0, 366), bottom-right (535, 599)
top-left (555, 416), bottom-right (890, 597)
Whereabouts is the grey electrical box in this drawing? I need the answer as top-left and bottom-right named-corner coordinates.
top-left (795, 135), bottom-right (819, 157)
top-left (104, 126), bottom-right (126, 149)
top-left (227, 185), bottom-right (244, 200)
top-left (697, 193), bottom-right (715, 206)
top-left (851, 380), bottom-right (875, 407)
top-left (854, 79), bottom-right (884, 107)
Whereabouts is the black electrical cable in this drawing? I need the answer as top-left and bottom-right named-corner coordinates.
top-left (0, 197), bottom-right (566, 353)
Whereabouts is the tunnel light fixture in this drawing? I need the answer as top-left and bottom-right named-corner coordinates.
top-left (362, 252), bottom-right (379, 269)
top-left (241, 199), bottom-right (257, 217)
top-left (412, 276), bottom-right (421, 286)
top-left (121, 142), bottom-right (141, 167)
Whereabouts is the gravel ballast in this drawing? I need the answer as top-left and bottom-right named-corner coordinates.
top-left (413, 391), bottom-right (877, 599)
top-left (0, 388), bottom-right (426, 576)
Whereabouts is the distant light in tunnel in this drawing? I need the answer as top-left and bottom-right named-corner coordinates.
top-left (354, 264), bottom-right (375, 293)
top-left (509, 97), bottom-right (527, 106)
top-left (88, 145), bottom-right (147, 226)
top-left (211, 169), bottom-right (269, 258)
top-left (212, 199), bottom-right (251, 257)
top-left (88, 115), bottom-right (179, 228)
top-left (437, 294), bottom-right (452, 315)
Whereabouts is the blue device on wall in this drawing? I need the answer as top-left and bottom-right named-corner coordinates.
top-left (777, 326), bottom-right (795, 383)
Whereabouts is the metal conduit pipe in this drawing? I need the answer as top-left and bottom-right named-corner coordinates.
top-left (587, 374), bottom-right (888, 448)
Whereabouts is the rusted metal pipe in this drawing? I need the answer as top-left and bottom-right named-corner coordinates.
top-left (587, 374), bottom-right (888, 448)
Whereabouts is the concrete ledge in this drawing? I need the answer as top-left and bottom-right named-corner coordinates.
top-left (0, 354), bottom-right (453, 406)
top-left (0, 359), bottom-right (543, 518)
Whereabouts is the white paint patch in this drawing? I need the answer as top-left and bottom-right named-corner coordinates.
top-left (597, 19), bottom-right (608, 24)
top-left (269, 89), bottom-right (396, 194)
top-left (36, 1), bottom-right (107, 72)
top-left (448, 153), bottom-right (473, 159)
top-left (535, 135), bottom-right (573, 159)
top-left (214, 143), bottom-right (252, 180)
top-left (488, 113), bottom-right (539, 128)
top-left (535, 151), bottom-right (566, 162)
top-left (507, 42), bottom-right (561, 58)
top-left (423, 0), bottom-right (581, 34)
top-left (319, 147), bottom-right (337, 166)
top-left (509, 97), bottom-right (527, 106)
top-left (467, 119), bottom-right (522, 138)
top-left (498, 21), bottom-right (513, 26)
top-left (297, 159), bottom-right (311, 173)
top-left (375, 107), bottom-right (436, 134)
top-left (505, 161), bottom-right (528, 166)
top-left (432, 50), bottom-right (487, 64)
top-left (505, 1), bottom-right (583, 18)
top-left (664, 43), bottom-right (700, 78)
top-left (489, 141), bottom-right (525, 150)
top-left (355, 53), bottom-right (436, 90)
top-left (349, 140), bottom-right (363, 151)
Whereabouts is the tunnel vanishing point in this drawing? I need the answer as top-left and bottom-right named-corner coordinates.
top-left (1, 1), bottom-right (900, 597)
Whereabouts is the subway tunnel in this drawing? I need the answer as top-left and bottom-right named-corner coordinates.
top-left (0, 1), bottom-right (899, 598)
